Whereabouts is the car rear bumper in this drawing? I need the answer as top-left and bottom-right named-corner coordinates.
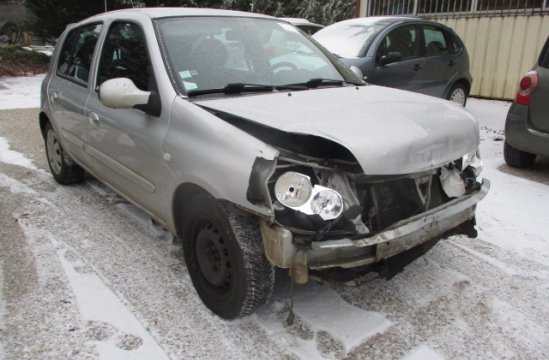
top-left (261, 179), bottom-right (490, 270)
top-left (505, 105), bottom-right (549, 158)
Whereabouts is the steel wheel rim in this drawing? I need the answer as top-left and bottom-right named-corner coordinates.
top-left (46, 129), bottom-right (62, 175)
top-left (194, 221), bottom-right (232, 296)
top-left (450, 87), bottom-right (466, 106)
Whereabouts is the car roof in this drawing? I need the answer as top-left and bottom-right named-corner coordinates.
top-left (84, 7), bottom-right (274, 22)
top-left (333, 16), bottom-right (438, 26)
top-left (279, 17), bottom-right (323, 27)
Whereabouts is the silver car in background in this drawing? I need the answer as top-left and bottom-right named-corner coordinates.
top-left (40, 8), bottom-right (488, 319)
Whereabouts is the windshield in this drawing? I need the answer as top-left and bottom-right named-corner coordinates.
top-left (156, 17), bottom-right (350, 95)
top-left (313, 18), bottom-right (390, 58)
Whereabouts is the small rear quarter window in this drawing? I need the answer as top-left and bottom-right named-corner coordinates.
top-left (539, 37), bottom-right (549, 68)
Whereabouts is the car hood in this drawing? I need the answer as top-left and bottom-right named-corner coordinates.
top-left (194, 85), bottom-right (479, 175)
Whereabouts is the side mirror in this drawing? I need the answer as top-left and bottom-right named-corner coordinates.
top-left (99, 78), bottom-right (150, 109)
top-left (378, 52), bottom-right (402, 66)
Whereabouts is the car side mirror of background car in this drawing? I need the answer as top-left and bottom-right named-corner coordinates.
top-left (99, 78), bottom-right (151, 109)
top-left (378, 52), bottom-right (402, 66)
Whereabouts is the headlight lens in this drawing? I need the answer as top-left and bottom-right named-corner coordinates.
top-left (274, 171), bottom-right (313, 207)
top-left (311, 188), bottom-right (343, 220)
top-left (274, 171), bottom-right (344, 220)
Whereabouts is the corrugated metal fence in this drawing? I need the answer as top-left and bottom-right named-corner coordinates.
top-left (359, 0), bottom-right (549, 99)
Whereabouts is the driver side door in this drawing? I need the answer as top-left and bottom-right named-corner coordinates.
top-left (84, 21), bottom-right (169, 219)
top-left (372, 25), bottom-right (426, 92)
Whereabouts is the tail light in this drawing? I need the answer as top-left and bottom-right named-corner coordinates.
top-left (516, 71), bottom-right (539, 105)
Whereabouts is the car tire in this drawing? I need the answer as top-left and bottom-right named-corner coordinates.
top-left (447, 83), bottom-right (468, 106)
top-left (504, 141), bottom-right (536, 168)
top-left (181, 195), bottom-right (274, 319)
top-left (44, 122), bottom-right (85, 185)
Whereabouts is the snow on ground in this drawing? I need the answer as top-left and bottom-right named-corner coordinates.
top-left (56, 247), bottom-right (170, 360)
top-left (402, 345), bottom-right (445, 360)
top-left (466, 98), bottom-right (549, 265)
top-left (0, 75), bottom-right (45, 110)
top-left (1, 77), bottom-right (548, 359)
top-left (0, 136), bottom-right (37, 170)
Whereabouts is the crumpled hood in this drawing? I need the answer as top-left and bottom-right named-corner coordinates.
top-left (195, 85), bottom-right (479, 175)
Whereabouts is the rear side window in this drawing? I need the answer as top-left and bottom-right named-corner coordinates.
top-left (540, 38), bottom-right (549, 68)
top-left (423, 26), bottom-right (450, 56)
top-left (57, 23), bottom-right (102, 85)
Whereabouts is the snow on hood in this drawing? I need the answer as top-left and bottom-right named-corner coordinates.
top-left (195, 85), bottom-right (479, 175)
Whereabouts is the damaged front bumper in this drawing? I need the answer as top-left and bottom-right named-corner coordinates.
top-left (261, 179), bottom-right (490, 276)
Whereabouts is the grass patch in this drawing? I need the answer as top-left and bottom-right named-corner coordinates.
top-left (0, 45), bottom-right (50, 77)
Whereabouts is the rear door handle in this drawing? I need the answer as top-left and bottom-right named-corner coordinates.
top-left (88, 112), bottom-right (100, 125)
top-left (448, 60), bottom-right (456, 67)
top-left (413, 64), bottom-right (423, 71)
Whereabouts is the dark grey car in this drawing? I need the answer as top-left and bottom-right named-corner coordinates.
top-left (504, 35), bottom-right (549, 168)
top-left (313, 16), bottom-right (472, 106)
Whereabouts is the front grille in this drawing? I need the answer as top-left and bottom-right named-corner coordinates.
top-left (358, 174), bottom-right (447, 232)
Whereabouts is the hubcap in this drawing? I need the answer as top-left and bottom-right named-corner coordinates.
top-left (46, 129), bottom-right (62, 175)
top-left (195, 222), bottom-right (231, 290)
top-left (450, 87), bottom-right (466, 106)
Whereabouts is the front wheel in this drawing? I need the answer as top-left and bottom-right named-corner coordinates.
top-left (447, 83), bottom-right (468, 107)
top-left (44, 122), bottom-right (85, 185)
top-left (181, 195), bottom-right (274, 319)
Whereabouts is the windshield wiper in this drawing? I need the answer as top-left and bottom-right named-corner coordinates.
top-left (283, 78), bottom-right (362, 89)
top-left (188, 83), bottom-right (275, 97)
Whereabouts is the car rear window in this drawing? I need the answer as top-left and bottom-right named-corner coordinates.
top-left (540, 37), bottom-right (549, 68)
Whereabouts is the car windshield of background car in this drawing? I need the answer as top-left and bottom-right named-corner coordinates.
top-left (155, 17), bottom-right (344, 94)
top-left (313, 20), bottom-right (387, 58)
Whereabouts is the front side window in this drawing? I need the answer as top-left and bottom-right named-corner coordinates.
top-left (377, 25), bottom-right (419, 60)
top-left (423, 26), bottom-right (450, 56)
top-left (57, 23), bottom-right (102, 85)
top-left (156, 17), bottom-right (348, 94)
top-left (97, 22), bottom-right (152, 91)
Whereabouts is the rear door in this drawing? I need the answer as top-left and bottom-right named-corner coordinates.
top-left (372, 24), bottom-right (426, 92)
top-left (420, 25), bottom-right (456, 97)
top-left (529, 37), bottom-right (549, 133)
top-left (48, 23), bottom-right (102, 162)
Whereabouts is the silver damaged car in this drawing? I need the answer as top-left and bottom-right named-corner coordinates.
top-left (40, 8), bottom-right (489, 319)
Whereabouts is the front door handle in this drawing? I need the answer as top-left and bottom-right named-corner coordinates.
top-left (88, 112), bottom-right (100, 125)
top-left (413, 64), bottom-right (423, 72)
top-left (50, 91), bottom-right (59, 103)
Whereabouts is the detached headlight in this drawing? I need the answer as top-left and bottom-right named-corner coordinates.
top-left (274, 171), bottom-right (344, 220)
top-left (311, 188), bottom-right (343, 220)
top-left (462, 146), bottom-right (483, 176)
top-left (275, 172), bottom-right (313, 207)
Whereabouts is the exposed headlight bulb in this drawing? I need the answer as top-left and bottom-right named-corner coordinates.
top-left (274, 171), bottom-right (344, 220)
top-left (274, 172), bottom-right (313, 207)
top-left (311, 188), bottom-right (343, 220)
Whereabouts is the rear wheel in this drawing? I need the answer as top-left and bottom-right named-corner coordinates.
top-left (447, 83), bottom-right (468, 106)
top-left (44, 122), bottom-right (84, 184)
top-left (504, 141), bottom-right (536, 168)
top-left (181, 195), bottom-right (274, 319)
